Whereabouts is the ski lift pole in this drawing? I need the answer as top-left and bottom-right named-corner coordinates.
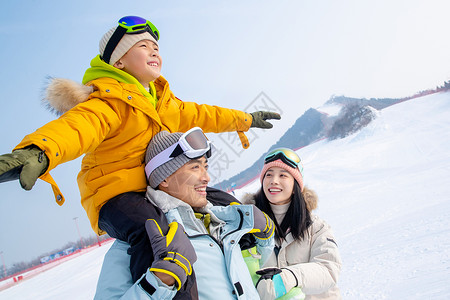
top-left (73, 217), bottom-right (84, 249)
top-left (0, 251), bottom-right (6, 278)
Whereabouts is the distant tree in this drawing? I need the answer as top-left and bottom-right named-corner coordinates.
top-left (328, 104), bottom-right (376, 140)
top-left (0, 265), bottom-right (6, 279)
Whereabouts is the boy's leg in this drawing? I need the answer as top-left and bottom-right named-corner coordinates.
top-left (98, 191), bottom-right (169, 282)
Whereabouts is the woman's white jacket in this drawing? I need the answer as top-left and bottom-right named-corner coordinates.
top-left (243, 189), bottom-right (342, 300)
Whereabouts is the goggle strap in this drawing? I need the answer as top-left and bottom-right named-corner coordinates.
top-left (126, 24), bottom-right (159, 41)
top-left (265, 153), bottom-right (304, 177)
top-left (171, 144), bottom-right (184, 158)
top-left (102, 25), bottom-right (127, 64)
top-left (265, 152), bottom-right (297, 169)
top-left (149, 28), bottom-right (159, 41)
top-left (145, 143), bottom-right (178, 178)
top-left (145, 128), bottom-right (212, 180)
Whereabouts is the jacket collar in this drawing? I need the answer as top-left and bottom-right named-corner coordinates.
top-left (145, 187), bottom-right (226, 238)
top-left (146, 187), bottom-right (193, 213)
top-left (82, 55), bottom-right (156, 107)
top-left (241, 186), bottom-right (318, 212)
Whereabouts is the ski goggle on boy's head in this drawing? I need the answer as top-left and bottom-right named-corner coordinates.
top-left (145, 127), bottom-right (212, 178)
top-left (264, 148), bottom-right (304, 175)
top-left (102, 16), bottom-right (160, 64)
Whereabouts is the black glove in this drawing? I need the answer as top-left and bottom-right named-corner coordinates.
top-left (250, 206), bottom-right (275, 240)
top-left (0, 146), bottom-right (49, 190)
top-left (146, 219), bottom-right (197, 290)
top-left (249, 111), bottom-right (281, 129)
top-left (256, 267), bottom-right (298, 300)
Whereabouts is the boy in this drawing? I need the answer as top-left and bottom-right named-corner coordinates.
top-left (95, 128), bottom-right (275, 299)
top-left (0, 16), bottom-right (280, 237)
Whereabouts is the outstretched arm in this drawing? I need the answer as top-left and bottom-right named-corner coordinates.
top-left (161, 96), bottom-right (280, 149)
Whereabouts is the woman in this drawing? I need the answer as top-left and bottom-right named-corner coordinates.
top-left (244, 148), bottom-right (342, 300)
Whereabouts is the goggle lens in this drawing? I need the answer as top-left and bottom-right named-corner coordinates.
top-left (145, 128), bottom-right (212, 180)
top-left (185, 130), bottom-right (209, 150)
top-left (118, 16), bottom-right (147, 27)
top-left (264, 148), bottom-right (303, 174)
top-left (117, 16), bottom-right (159, 40)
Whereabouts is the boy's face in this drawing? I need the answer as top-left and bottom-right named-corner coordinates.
top-left (114, 40), bottom-right (162, 87)
top-left (160, 156), bottom-right (210, 209)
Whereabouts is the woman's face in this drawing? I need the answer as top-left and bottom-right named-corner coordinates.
top-left (262, 166), bottom-right (295, 205)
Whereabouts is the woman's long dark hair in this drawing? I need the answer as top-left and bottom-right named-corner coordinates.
top-left (254, 180), bottom-right (311, 242)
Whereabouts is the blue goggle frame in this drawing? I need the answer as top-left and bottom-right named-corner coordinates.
top-left (102, 16), bottom-right (160, 64)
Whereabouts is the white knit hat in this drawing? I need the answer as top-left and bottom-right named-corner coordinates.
top-left (99, 27), bottom-right (158, 66)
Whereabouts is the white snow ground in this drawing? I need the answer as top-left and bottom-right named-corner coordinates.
top-left (1, 92), bottom-right (449, 299)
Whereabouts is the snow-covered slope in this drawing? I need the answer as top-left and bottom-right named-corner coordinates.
top-left (297, 92), bottom-right (450, 298)
top-left (1, 92), bottom-right (449, 299)
top-left (0, 243), bottom-right (113, 299)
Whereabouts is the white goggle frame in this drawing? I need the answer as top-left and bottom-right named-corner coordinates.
top-left (145, 127), bottom-right (212, 179)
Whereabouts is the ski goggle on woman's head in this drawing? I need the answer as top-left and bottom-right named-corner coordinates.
top-left (145, 127), bottom-right (212, 178)
top-left (264, 148), bottom-right (304, 175)
top-left (102, 16), bottom-right (160, 64)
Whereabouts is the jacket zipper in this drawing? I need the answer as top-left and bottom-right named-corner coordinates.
top-left (189, 233), bottom-right (225, 253)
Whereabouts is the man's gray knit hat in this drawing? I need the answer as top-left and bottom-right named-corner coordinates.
top-left (145, 131), bottom-right (190, 188)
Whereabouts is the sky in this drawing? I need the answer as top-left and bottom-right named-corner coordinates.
top-left (1, 0), bottom-right (450, 267)
top-left (1, 91), bottom-right (449, 299)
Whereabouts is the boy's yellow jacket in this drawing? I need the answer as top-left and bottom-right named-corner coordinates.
top-left (14, 75), bottom-right (252, 234)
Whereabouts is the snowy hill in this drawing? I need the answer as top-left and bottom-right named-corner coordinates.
top-left (1, 92), bottom-right (449, 299)
top-left (215, 94), bottom-right (407, 191)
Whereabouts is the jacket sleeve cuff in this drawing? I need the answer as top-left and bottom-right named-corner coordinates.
top-left (255, 236), bottom-right (275, 267)
top-left (14, 134), bottom-right (62, 172)
top-left (238, 112), bottom-right (253, 131)
top-left (132, 271), bottom-right (177, 299)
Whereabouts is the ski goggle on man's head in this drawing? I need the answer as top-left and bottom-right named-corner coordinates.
top-left (264, 148), bottom-right (304, 175)
top-left (102, 16), bottom-right (160, 64)
top-left (145, 127), bottom-right (212, 179)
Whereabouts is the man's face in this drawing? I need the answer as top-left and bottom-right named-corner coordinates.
top-left (160, 156), bottom-right (210, 208)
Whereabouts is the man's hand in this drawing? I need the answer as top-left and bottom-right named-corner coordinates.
top-left (0, 146), bottom-right (49, 190)
top-left (249, 111), bottom-right (281, 129)
top-left (249, 206), bottom-right (275, 240)
top-left (146, 219), bottom-right (197, 290)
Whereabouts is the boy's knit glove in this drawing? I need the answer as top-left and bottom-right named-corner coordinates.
top-left (146, 219), bottom-right (197, 290)
top-left (256, 267), bottom-right (298, 300)
top-left (249, 111), bottom-right (281, 129)
top-left (249, 206), bottom-right (275, 240)
top-left (0, 146), bottom-right (49, 190)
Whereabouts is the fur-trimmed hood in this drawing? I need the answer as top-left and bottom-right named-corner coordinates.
top-left (43, 78), bottom-right (94, 115)
top-left (240, 186), bottom-right (318, 212)
top-left (42, 55), bottom-right (159, 116)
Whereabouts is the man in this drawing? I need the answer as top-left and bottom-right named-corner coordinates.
top-left (94, 128), bottom-right (275, 299)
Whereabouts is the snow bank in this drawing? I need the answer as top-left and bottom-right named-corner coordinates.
top-left (1, 92), bottom-right (449, 299)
